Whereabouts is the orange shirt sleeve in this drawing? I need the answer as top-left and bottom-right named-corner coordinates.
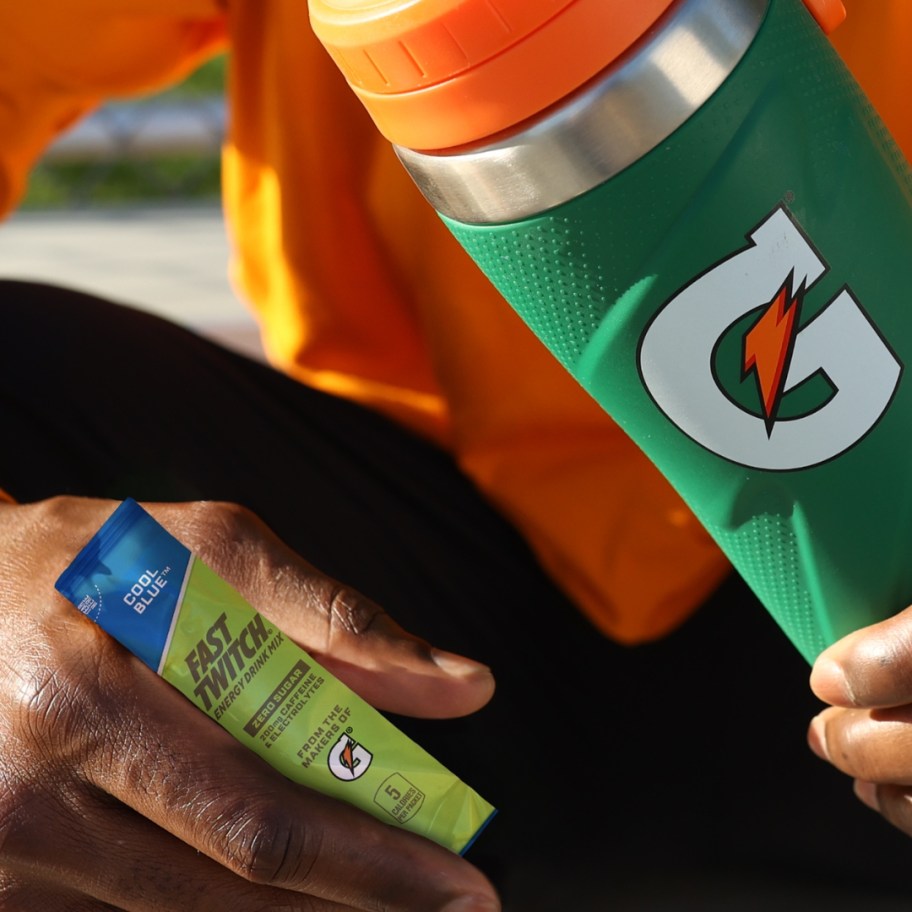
top-left (222, 0), bottom-right (731, 643)
top-left (830, 1), bottom-right (912, 164)
top-left (0, 0), bottom-right (227, 217)
top-left (222, 0), bottom-right (449, 441)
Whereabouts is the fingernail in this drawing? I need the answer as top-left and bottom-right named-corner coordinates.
top-left (431, 649), bottom-right (492, 678)
top-left (811, 656), bottom-right (856, 705)
top-left (808, 713), bottom-right (831, 761)
top-left (440, 896), bottom-right (501, 912)
top-left (854, 780), bottom-right (880, 812)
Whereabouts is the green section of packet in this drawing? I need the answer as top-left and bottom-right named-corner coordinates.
top-left (55, 498), bottom-right (496, 854)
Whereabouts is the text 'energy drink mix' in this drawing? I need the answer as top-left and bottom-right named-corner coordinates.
top-left (308, 0), bottom-right (912, 664)
top-left (56, 499), bottom-right (496, 854)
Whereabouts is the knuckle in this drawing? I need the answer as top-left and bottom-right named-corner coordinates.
top-left (321, 580), bottom-right (386, 654)
top-left (185, 500), bottom-right (260, 548)
top-left (213, 797), bottom-right (318, 888)
top-left (177, 501), bottom-right (275, 589)
top-left (293, 579), bottom-right (387, 655)
top-left (0, 496), bottom-right (97, 566)
top-left (15, 658), bottom-right (105, 764)
top-left (327, 585), bottom-right (383, 638)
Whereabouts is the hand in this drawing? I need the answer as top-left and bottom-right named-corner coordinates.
top-left (808, 605), bottom-right (912, 839)
top-left (0, 496), bottom-right (499, 911)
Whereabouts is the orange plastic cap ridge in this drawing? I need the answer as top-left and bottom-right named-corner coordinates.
top-left (803, 0), bottom-right (846, 34)
top-left (308, 0), bottom-right (677, 150)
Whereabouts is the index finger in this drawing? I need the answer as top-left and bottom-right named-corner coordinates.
top-left (84, 643), bottom-right (501, 912)
top-left (147, 500), bottom-right (496, 720)
top-left (810, 604), bottom-right (912, 709)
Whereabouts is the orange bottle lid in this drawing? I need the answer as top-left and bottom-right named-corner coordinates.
top-left (309, 0), bottom-right (847, 151)
top-left (308, 0), bottom-right (676, 150)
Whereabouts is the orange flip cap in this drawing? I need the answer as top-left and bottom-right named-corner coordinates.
top-left (308, 0), bottom-right (676, 150)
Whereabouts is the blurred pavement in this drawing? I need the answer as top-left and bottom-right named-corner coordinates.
top-left (0, 204), bottom-right (264, 361)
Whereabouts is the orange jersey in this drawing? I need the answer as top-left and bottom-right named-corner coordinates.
top-left (0, 0), bottom-right (903, 642)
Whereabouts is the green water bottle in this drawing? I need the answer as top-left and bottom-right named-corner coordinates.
top-left (309, 0), bottom-right (912, 664)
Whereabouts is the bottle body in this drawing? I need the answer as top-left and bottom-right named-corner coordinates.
top-left (310, 0), bottom-right (912, 662)
top-left (405, 0), bottom-right (912, 662)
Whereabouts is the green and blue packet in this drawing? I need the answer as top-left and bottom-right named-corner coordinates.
top-left (55, 498), bottom-right (495, 854)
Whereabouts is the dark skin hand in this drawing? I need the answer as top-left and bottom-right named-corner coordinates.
top-left (0, 496), bottom-right (500, 912)
top-left (809, 604), bottom-right (912, 839)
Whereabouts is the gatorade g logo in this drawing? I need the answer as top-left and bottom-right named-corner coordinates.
top-left (638, 206), bottom-right (903, 470)
top-left (328, 733), bottom-right (373, 781)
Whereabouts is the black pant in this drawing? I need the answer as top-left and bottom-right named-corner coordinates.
top-left (2, 279), bottom-right (911, 910)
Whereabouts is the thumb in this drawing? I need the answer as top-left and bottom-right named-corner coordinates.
top-left (810, 604), bottom-right (912, 710)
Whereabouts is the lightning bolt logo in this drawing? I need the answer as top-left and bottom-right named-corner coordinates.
top-left (742, 269), bottom-right (805, 436)
top-left (328, 732), bottom-right (373, 781)
top-left (639, 206), bottom-right (903, 471)
top-left (340, 740), bottom-right (358, 774)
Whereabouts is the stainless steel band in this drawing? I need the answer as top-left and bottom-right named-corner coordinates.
top-left (394, 0), bottom-right (769, 225)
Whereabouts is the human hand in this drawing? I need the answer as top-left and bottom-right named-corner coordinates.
top-left (808, 605), bottom-right (912, 839)
top-left (0, 496), bottom-right (499, 911)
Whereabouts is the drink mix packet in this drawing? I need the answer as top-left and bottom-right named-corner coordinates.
top-left (55, 498), bottom-right (496, 854)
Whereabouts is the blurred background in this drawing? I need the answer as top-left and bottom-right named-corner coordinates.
top-left (0, 54), bottom-right (264, 361)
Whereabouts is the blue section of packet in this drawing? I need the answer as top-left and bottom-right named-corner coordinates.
top-left (55, 499), bottom-right (191, 670)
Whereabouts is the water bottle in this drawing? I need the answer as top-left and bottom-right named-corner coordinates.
top-left (308, 0), bottom-right (912, 664)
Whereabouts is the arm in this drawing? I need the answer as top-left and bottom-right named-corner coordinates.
top-left (0, 2), bottom-right (227, 217)
top-left (0, 496), bottom-right (499, 911)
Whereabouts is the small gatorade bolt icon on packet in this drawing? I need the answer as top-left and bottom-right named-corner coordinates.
top-left (55, 498), bottom-right (496, 854)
